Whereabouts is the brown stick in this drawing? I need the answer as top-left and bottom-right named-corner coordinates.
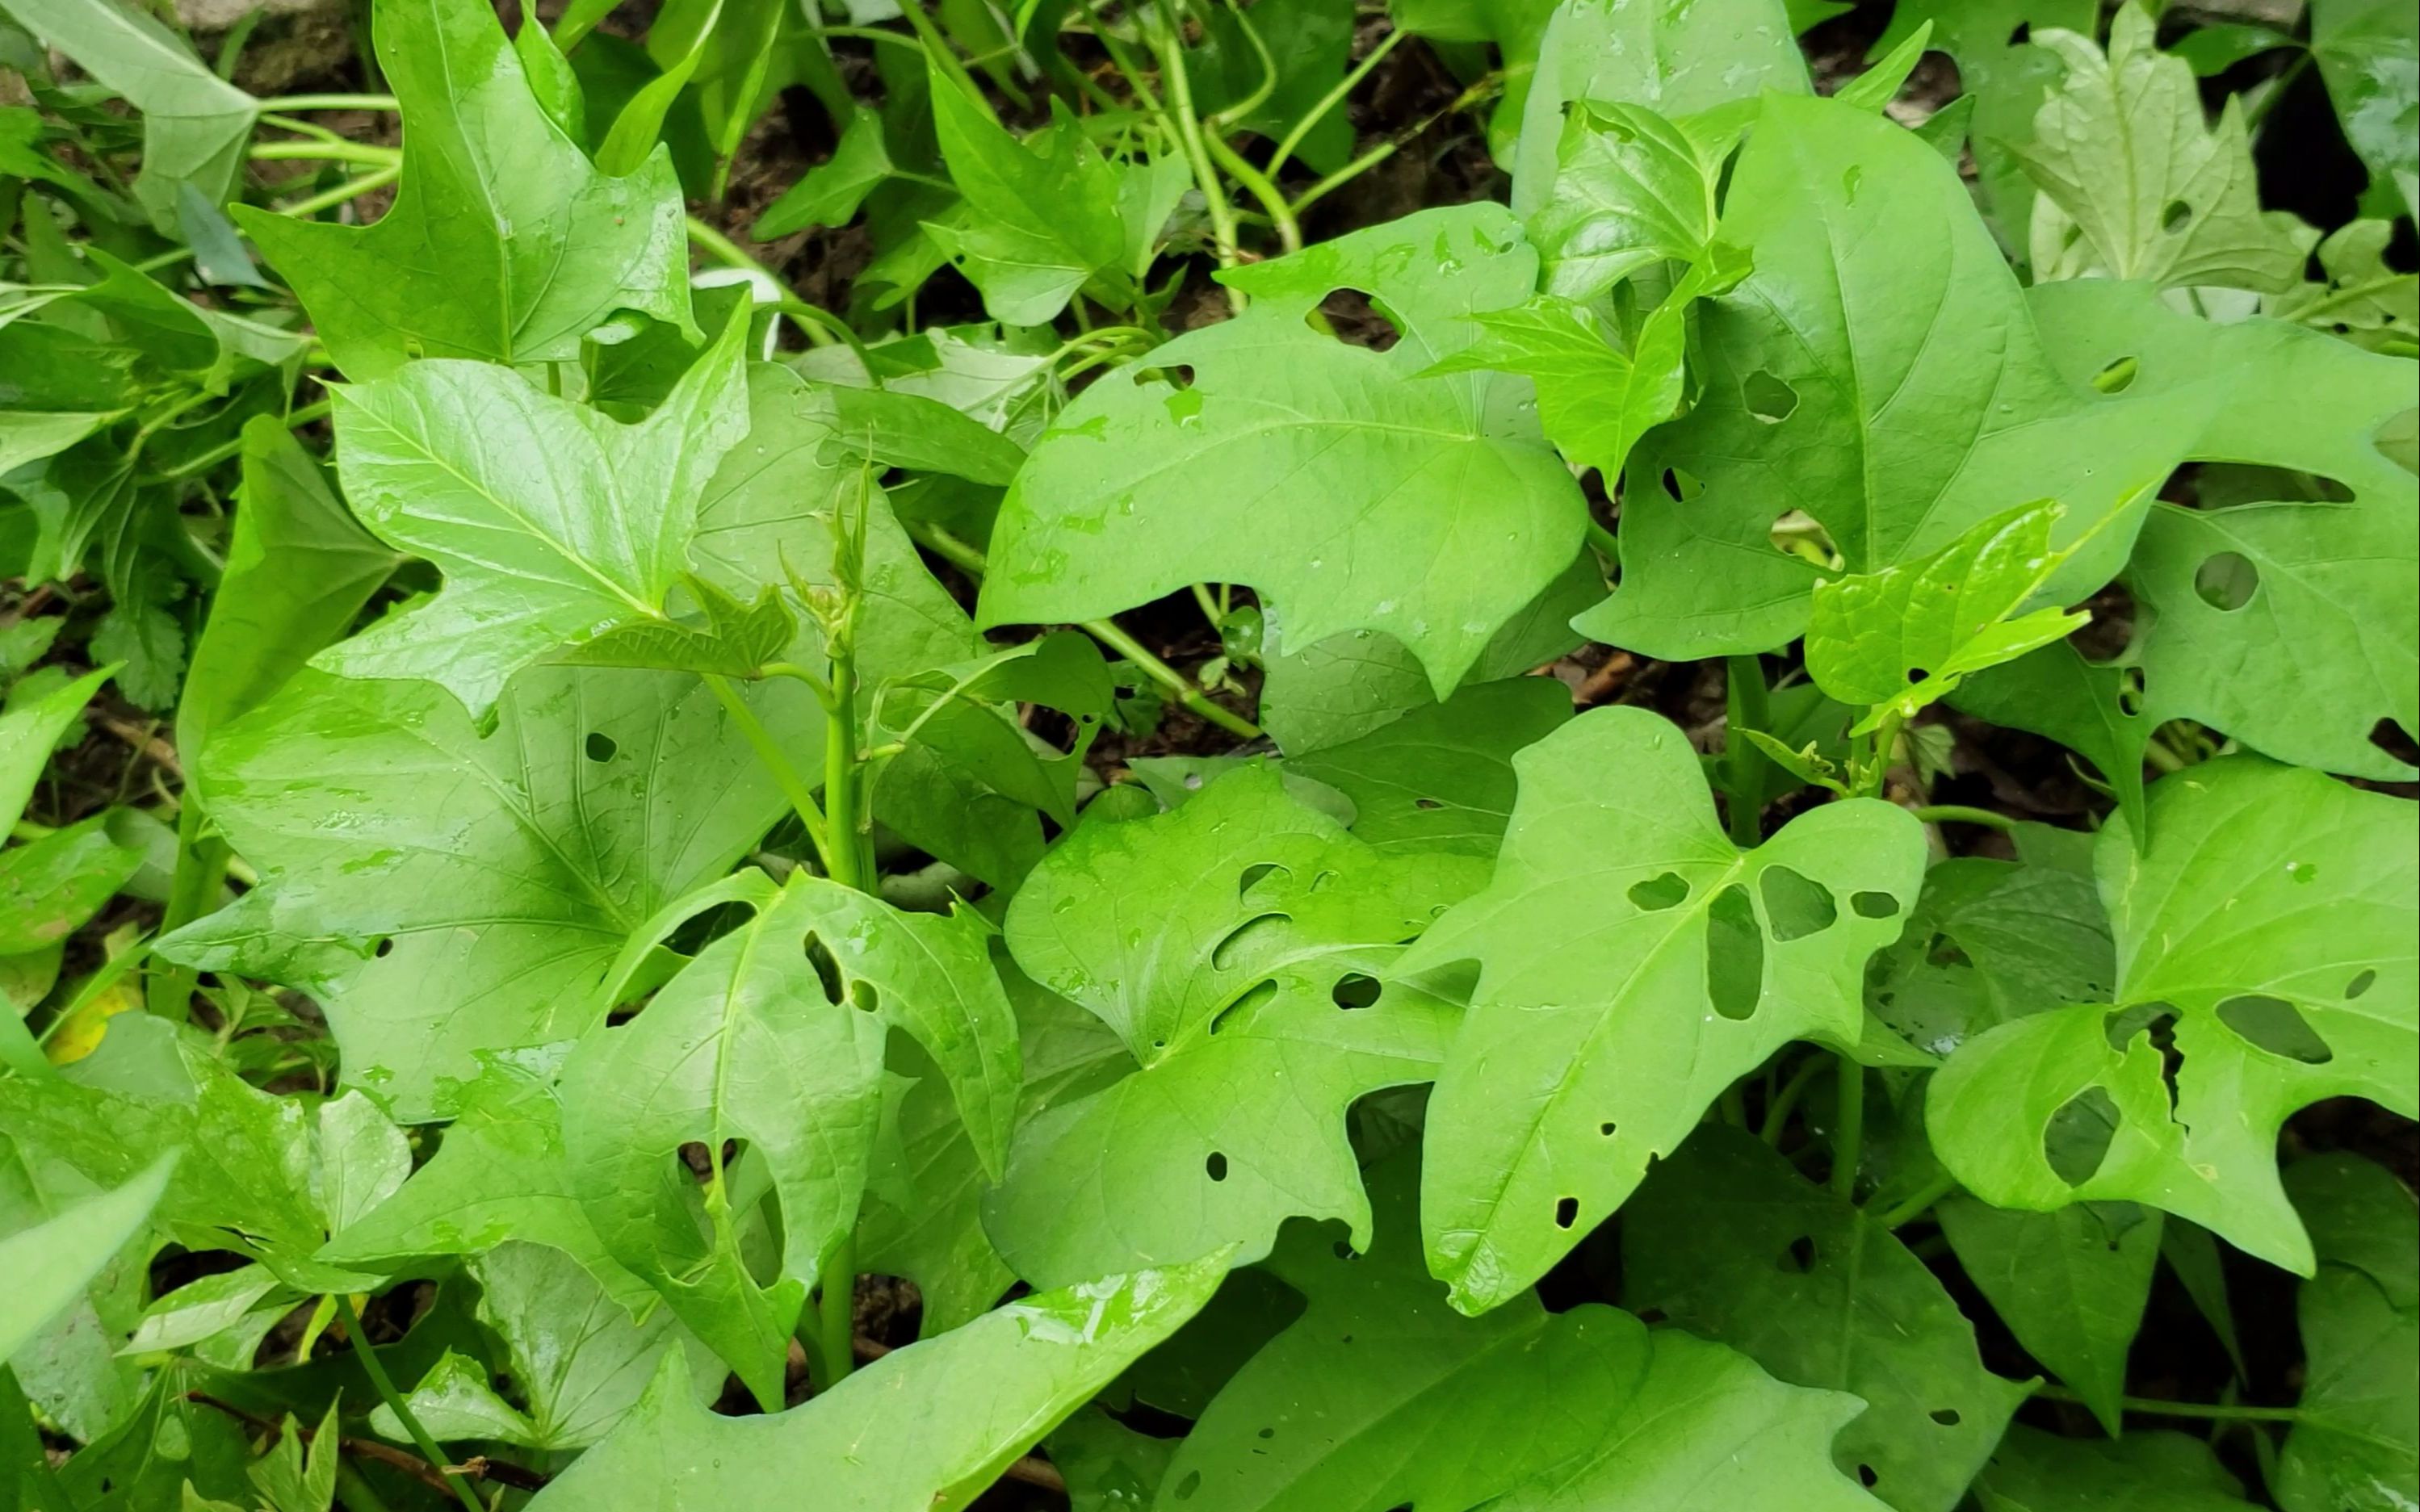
top-left (185, 1392), bottom-right (548, 1493)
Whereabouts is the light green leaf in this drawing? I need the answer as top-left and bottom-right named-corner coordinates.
top-left (1281, 676), bottom-right (1572, 857)
top-left (178, 419), bottom-right (402, 765)
top-left (984, 764), bottom-right (1469, 1287)
top-left (311, 1090), bottom-right (409, 1235)
top-left (234, 0), bottom-right (695, 379)
top-left (2264, 219), bottom-right (2418, 354)
top-left (1406, 706), bottom-right (1926, 1313)
top-left (552, 576), bottom-right (796, 678)
top-left (1973, 1425), bottom-right (2258, 1511)
top-left (1163, 1155), bottom-right (1885, 1511)
top-left (1927, 758), bottom-right (2418, 1274)
top-left (121, 1266), bottom-right (290, 1357)
top-left (2276, 1154), bottom-right (2419, 1512)
top-left (753, 105), bottom-right (895, 238)
top-left (0, 666), bottom-right (111, 836)
top-left (316, 312), bottom-right (750, 717)
top-left (1625, 1130), bottom-right (2036, 1512)
top-left (982, 203), bottom-right (1586, 698)
top-left (1806, 499), bottom-right (2100, 734)
top-left (0, 815), bottom-right (142, 957)
top-left (1583, 95), bottom-right (2206, 660)
top-left (524, 1255), bottom-right (1230, 1512)
top-left (158, 665), bottom-right (803, 1121)
top-left (0, 0), bottom-right (255, 232)
top-left (2019, 2), bottom-right (2302, 291)
top-left (561, 873), bottom-right (1018, 1404)
top-left (2310, 0), bottom-right (2418, 219)
top-left (1525, 99), bottom-right (1724, 301)
top-left (924, 76), bottom-right (1127, 325)
top-left (246, 1400), bottom-right (339, 1512)
top-left (0, 1154), bottom-right (173, 1363)
top-left (1835, 20), bottom-right (1931, 111)
top-left (1938, 1198), bottom-right (2158, 1434)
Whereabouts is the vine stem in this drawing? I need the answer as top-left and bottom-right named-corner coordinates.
top-left (1268, 27), bottom-right (1403, 177)
top-left (254, 92), bottom-right (396, 111)
top-left (1151, 0), bottom-right (1246, 311)
top-left (1908, 803), bottom-right (2015, 833)
top-left (2032, 1383), bottom-right (2306, 1423)
top-left (333, 1294), bottom-right (484, 1512)
top-left (1723, 655), bottom-right (1769, 847)
top-left (904, 521), bottom-right (1262, 740)
top-left (1871, 1171), bottom-right (1961, 1230)
top-left (703, 674), bottom-right (836, 873)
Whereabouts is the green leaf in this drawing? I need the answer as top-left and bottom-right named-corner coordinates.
top-left (0, 0), bottom-right (256, 232)
top-left (178, 417), bottom-right (402, 765)
top-left (234, 0), bottom-right (696, 379)
top-left (753, 105), bottom-right (895, 238)
top-left (925, 76), bottom-right (1127, 325)
top-left (0, 1153), bottom-right (173, 1363)
top-left (158, 665), bottom-right (805, 1121)
top-left (1281, 676), bottom-right (1572, 857)
top-left (317, 312), bottom-right (750, 716)
top-left (2265, 220), bottom-right (2418, 354)
top-left (1625, 1130), bottom-right (2036, 1512)
top-left (375, 1243), bottom-right (721, 1451)
top-left (0, 815), bottom-right (139, 959)
top-left (2310, 0), bottom-right (2418, 218)
top-left (2019, 3), bottom-right (2303, 291)
top-left (1509, 0), bottom-right (1809, 216)
top-left (552, 576), bottom-right (796, 678)
top-left (1937, 1198), bottom-right (2158, 1434)
top-left (1581, 95), bottom-right (2200, 660)
top-left (982, 203), bottom-right (1587, 697)
top-left (1973, 1425), bottom-right (2258, 1511)
top-left (1927, 757), bottom-right (2418, 1274)
top-left (2276, 1154), bottom-right (2419, 1512)
top-left (312, 1089), bottom-right (409, 1233)
top-left (560, 873), bottom-right (1018, 1405)
top-left (1525, 99), bottom-right (1724, 302)
top-left (0, 666), bottom-right (112, 836)
top-left (321, 1058), bottom-right (654, 1312)
top-left (1835, 20), bottom-right (1931, 111)
top-left (983, 764), bottom-right (1468, 1286)
top-left (1164, 1155), bottom-right (1886, 1510)
top-left (246, 1400), bottom-right (338, 1512)
top-left (1405, 706), bottom-right (1926, 1313)
top-left (1806, 500), bottom-right (2099, 734)
top-left (523, 1255), bottom-right (1229, 1512)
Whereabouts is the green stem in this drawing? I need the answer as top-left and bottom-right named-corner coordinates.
top-left (146, 798), bottom-right (230, 1022)
top-left (1873, 1171), bottom-right (1961, 1229)
top-left (247, 140), bottom-right (399, 168)
top-left (1583, 518), bottom-right (1621, 566)
top-left (1151, 1), bottom-right (1245, 308)
top-left (1908, 803), bottom-right (2015, 833)
top-left (275, 162), bottom-right (400, 217)
top-left (812, 1238), bottom-right (858, 1391)
top-left (1206, 1), bottom-right (1280, 128)
top-left (157, 400), bottom-right (332, 481)
top-left (1268, 27), bottom-right (1403, 177)
top-left (1723, 655), bottom-right (1769, 848)
top-left (1854, 708), bottom-right (1906, 799)
top-left (703, 674), bottom-right (836, 873)
top-left (2032, 1382), bottom-right (2305, 1423)
top-left (821, 630), bottom-right (867, 895)
top-left (255, 92), bottom-right (397, 111)
top-left (1204, 128), bottom-right (1301, 253)
top-left (1291, 74), bottom-right (1503, 217)
top-left (333, 1293), bottom-right (484, 1512)
top-left (1759, 1055), bottom-right (1825, 1144)
top-left (904, 521), bottom-right (1262, 740)
top-left (1830, 1055), bottom-right (1864, 1200)
top-left (685, 212), bottom-right (763, 271)
top-left (333, 1460), bottom-right (396, 1512)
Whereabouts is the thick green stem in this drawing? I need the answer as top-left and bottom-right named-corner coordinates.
top-left (1872, 1171), bottom-right (1962, 1229)
top-left (704, 675), bottom-right (835, 873)
top-left (1204, 128), bottom-right (1301, 253)
top-left (1151, 1), bottom-right (1245, 308)
top-left (1723, 655), bottom-right (1769, 847)
top-left (255, 92), bottom-right (397, 111)
top-left (1583, 519), bottom-right (1621, 565)
top-left (1759, 1054), bottom-right (1826, 1144)
top-left (275, 162), bottom-right (400, 217)
top-left (333, 1293), bottom-right (484, 1512)
top-left (1909, 803), bottom-right (2015, 833)
top-left (1830, 1055), bottom-right (1864, 1200)
top-left (812, 1238), bottom-right (858, 1392)
top-left (247, 140), bottom-right (398, 168)
top-left (2032, 1382), bottom-right (2305, 1423)
top-left (1268, 28), bottom-right (1403, 176)
top-left (157, 400), bottom-right (331, 482)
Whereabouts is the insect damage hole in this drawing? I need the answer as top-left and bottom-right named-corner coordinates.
top-left (1212, 912), bottom-right (1291, 970)
top-left (1206, 1151), bottom-right (1230, 1182)
top-left (1758, 865), bottom-right (1837, 941)
top-left (1238, 861), bottom-right (1287, 897)
top-left (1851, 890), bottom-right (1899, 919)
top-left (2193, 551), bottom-right (2258, 611)
top-left (584, 731), bottom-right (618, 762)
top-left (2091, 355), bottom-right (2139, 394)
top-left (2044, 1085), bottom-right (2123, 1187)
top-left (1743, 369), bottom-right (1799, 422)
top-left (1629, 871), bottom-right (1689, 911)
top-left (803, 932), bottom-right (845, 1003)
top-left (1331, 972), bottom-right (1382, 1009)
top-left (1930, 1408), bottom-right (1962, 1426)
top-left (2160, 199), bottom-right (2192, 232)
top-left (1554, 1196), bottom-right (1580, 1229)
top-left (1705, 884), bottom-right (1764, 1020)
top-left (2216, 995), bottom-right (2333, 1064)
top-left (1306, 287), bottom-right (1402, 350)
top-left (1777, 1234), bottom-right (1817, 1272)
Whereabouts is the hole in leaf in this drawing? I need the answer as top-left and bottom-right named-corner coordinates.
top-left (1705, 884), bottom-right (1764, 1020)
top-left (1257, 1426), bottom-right (1275, 1439)
top-left (1744, 369), bottom-right (1800, 422)
top-left (1131, 362), bottom-right (1196, 389)
top-left (1636, 1306), bottom-right (1667, 1325)
top-left (803, 932), bottom-right (844, 1003)
top-left (2347, 970), bottom-right (2376, 999)
top-left (849, 978), bottom-right (879, 1013)
top-left (2159, 199), bottom-right (2191, 232)
top-left (1599, 1120), bottom-right (1617, 1137)
top-left (1851, 890), bottom-right (1899, 919)
top-left (1858, 1465), bottom-right (1881, 1489)
top-left (1211, 912), bottom-right (1291, 971)
top-left (1238, 861), bottom-right (1286, 897)
top-left (2193, 551), bottom-right (2258, 610)
top-left (2117, 667), bottom-right (2147, 718)
top-left (1927, 934), bottom-right (1973, 969)
top-left (1906, 667), bottom-right (1931, 685)
top-left (1554, 1196), bottom-right (1579, 1229)
top-left (1769, 509), bottom-right (1840, 568)
top-left (1660, 467), bottom-right (1704, 503)
top-left (1205, 1152), bottom-right (1230, 1182)
top-left (2091, 355), bottom-right (2139, 394)
top-left (2007, 21), bottom-right (2030, 43)
top-left (1174, 1472), bottom-right (1202, 1501)
top-left (1308, 287), bottom-right (1402, 351)
top-left (2217, 995), bottom-right (2333, 1064)
top-left (1931, 1408), bottom-right (1962, 1426)
top-left (372, 936), bottom-right (395, 959)
top-left (2190, 464), bottom-right (2354, 505)
top-left (1211, 978), bottom-right (1278, 1035)
top-left (1759, 865), bottom-right (1838, 941)
top-left (1331, 972), bottom-right (1382, 1010)
top-left (1778, 1235), bottom-right (1817, 1272)
top-left (1628, 871), bottom-right (1689, 911)
top-left (1412, 797), bottom-right (1444, 810)
top-left (585, 732), bottom-right (618, 762)
top-left (2044, 1085), bottom-right (2122, 1187)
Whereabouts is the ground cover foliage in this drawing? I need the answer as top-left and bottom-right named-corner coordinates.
top-left (0, 0), bottom-right (2414, 1506)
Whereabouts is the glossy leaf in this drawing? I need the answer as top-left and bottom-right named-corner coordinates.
top-left (2310, 0), bottom-right (2419, 217)
top-left (1407, 706), bottom-right (1923, 1312)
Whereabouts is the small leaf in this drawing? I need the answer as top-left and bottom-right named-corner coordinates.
top-left (0, 1154), bottom-right (174, 1363)
top-left (753, 106), bottom-right (895, 238)
top-left (1937, 1197), bottom-right (2159, 1434)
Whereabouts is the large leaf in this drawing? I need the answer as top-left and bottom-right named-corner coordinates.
top-left (1973, 1426), bottom-right (2258, 1511)
top-left (980, 203), bottom-right (1587, 697)
top-left (1405, 706), bottom-right (1925, 1313)
top-left (2310, 0), bottom-right (2419, 218)
top-left (1927, 758), bottom-right (2418, 1274)
top-left (924, 74), bottom-right (1127, 325)
top-left (0, 0), bottom-right (255, 231)
top-left (1625, 1131), bottom-right (2036, 1512)
top-left (316, 314), bottom-right (749, 717)
top-left (1160, 1157), bottom-right (1885, 1511)
top-left (158, 666), bottom-right (805, 1121)
top-left (1937, 1197), bottom-right (2158, 1434)
top-left (0, 1154), bottom-right (173, 1363)
top-left (235, 0), bottom-right (695, 379)
top-left (560, 873), bottom-right (1019, 1404)
top-left (523, 1256), bottom-right (1229, 1512)
top-left (2276, 1154), bottom-right (2419, 1512)
top-left (2018, 2), bottom-right (2302, 291)
top-left (982, 765), bottom-right (1469, 1287)
top-left (1580, 94), bottom-right (2203, 660)
top-left (179, 418), bottom-right (402, 764)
